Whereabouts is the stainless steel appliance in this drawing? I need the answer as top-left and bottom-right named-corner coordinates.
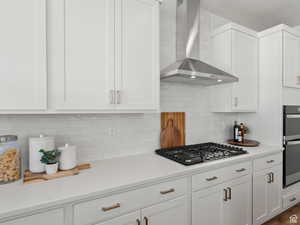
top-left (160, 0), bottom-right (238, 85)
top-left (155, 143), bottom-right (247, 166)
top-left (283, 105), bottom-right (300, 187)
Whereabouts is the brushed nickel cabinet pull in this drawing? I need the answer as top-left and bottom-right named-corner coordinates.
top-left (227, 187), bottom-right (232, 200)
top-left (206, 176), bottom-right (218, 182)
top-left (116, 90), bottom-right (121, 104)
top-left (102, 203), bottom-right (121, 212)
top-left (234, 97), bottom-right (238, 107)
top-left (136, 219), bottom-right (141, 225)
top-left (267, 173), bottom-right (272, 183)
top-left (160, 188), bottom-right (175, 195)
top-left (236, 168), bottom-right (246, 173)
top-left (223, 189), bottom-right (228, 201)
top-left (267, 160), bottom-right (274, 164)
top-left (144, 217), bottom-right (149, 225)
top-left (110, 90), bottom-right (115, 104)
top-left (290, 197), bottom-right (297, 202)
top-left (271, 172), bottom-right (274, 183)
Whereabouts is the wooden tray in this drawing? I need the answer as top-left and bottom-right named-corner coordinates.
top-left (227, 139), bottom-right (260, 147)
top-left (24, 163), bottom-right (91, 184)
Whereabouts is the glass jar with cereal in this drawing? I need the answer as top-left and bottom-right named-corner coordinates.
top-left (0, 135), bottom-right (21, 184)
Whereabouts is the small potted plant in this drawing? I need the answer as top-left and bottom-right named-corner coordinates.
top-left (39, 149), bottom-right (61, 175)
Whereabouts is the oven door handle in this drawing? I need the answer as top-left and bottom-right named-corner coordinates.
top-left (286, 140), bottom-right (300, 146)
top-left (286, 114), bottom-right (300, 119)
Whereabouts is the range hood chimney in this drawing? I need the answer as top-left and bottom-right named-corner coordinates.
top-left (160, 0), bottom-right (238, 85)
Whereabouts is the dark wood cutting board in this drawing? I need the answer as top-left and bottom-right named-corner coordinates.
top-left (160, 112), bottom-right (185, 148)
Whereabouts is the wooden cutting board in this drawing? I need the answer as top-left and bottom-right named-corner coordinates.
top-left (160, 112), bottom-right (185, 148)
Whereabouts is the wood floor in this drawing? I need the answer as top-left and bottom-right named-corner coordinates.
top-left (264, 203), bottom-right (300, 225)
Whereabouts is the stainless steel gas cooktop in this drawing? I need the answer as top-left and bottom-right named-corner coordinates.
top-left (155, 143), bottom-right (247, 166)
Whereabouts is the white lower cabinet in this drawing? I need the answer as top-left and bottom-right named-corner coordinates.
top-left (0, 209), bottom-right (64, 225)
top-left (96, 211), bottom-right (140, 225)
top-left (222, 176), bottom-right (252, 225)
top-left (141, 197), bottom-right (188, 225)
top-left (95, 197), bottom-right (188, 225)
top-left (192, 186), bottom-right (222, 225)
top-left (253, 165), bottom-right (282, 225)
top-left (193, 175), bottom-right (252, 225)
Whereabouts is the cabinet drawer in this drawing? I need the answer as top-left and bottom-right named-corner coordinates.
top-left (74, 178), bottom-right (187, 225)
top-left (283, 193), bottom-right (299, 210)
top-left (192, 162), bottom-right (251, 191)
top-left (253, 153), bottom-right (282, 171)
top-left (0, 209), bottom-right (64, 225)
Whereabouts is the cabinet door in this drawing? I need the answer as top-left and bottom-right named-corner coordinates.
top-left (141, 197), bottom-right (188, 225)
top-left (96, 211), bottom-right (140, 225)
top-left (0, 0), bottom-right (47, 111)
top-left (115, 0), bottom-right (159, 111)
top-left (253, 170), bottom-right (269, 225)
top-left (283, 31), bottom-right (300, 88)
top-left (222, 176), bottom-right (252, 225)
top-left (231, 30), bottom-right (258, 112)
top-left (211, 30), bottom-right (232, 73)
top-left (54, 0), bottom-right (115, 110)
top-left (0, 209), bottom-right (64, 225)
top-left (192, 187), bottom-right (222, 225)
top-left (268, 165), bottom-right (282, 217)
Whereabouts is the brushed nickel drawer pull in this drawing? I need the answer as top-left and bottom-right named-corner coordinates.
top-left (160, 188), bottom-right (175, 195)
top-left (102, 203), bottom-right (121, 212)
top-left (236, 168), bottom-right (246, 173)
top-left (267, 160), bottom-right (274, 164)
top-left (206, 176), bottom-right (218, 181)
top-left (290, 197), bottom-right (297, 202)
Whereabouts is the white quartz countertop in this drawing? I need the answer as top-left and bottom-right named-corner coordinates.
top-left (0, 144), bottom-right (283, 219)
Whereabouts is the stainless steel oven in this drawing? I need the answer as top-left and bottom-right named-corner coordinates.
top-left (283, 105), bottom-right (300, 187)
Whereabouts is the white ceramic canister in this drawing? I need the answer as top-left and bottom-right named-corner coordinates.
top-left (58, 144), bottom-right (77, 171)
top-left (29, 135), bottom-right (55, 173)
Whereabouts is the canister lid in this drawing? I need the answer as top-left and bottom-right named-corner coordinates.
top-left (0, 135), bottom-right (18, 143)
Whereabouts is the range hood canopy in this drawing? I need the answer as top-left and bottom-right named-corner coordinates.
top-left (160, 0), bottom-right (238, 86)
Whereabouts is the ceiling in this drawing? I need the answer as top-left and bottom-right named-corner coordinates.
top-left (200, 0), bottom-right (300, 31)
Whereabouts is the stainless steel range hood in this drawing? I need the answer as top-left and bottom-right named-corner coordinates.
top-left (160, 0), bottom-right (238, 86)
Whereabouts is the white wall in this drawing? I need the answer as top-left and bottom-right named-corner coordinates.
top-left (0, 3), bottom-right (236, 168)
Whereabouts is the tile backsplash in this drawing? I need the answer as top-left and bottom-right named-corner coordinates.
top-left (0, 83), bottom-right (235, 168)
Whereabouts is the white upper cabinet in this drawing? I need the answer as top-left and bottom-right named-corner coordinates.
top-left (210, 24), bottom-right (258, 112)
top-left (283, 31), bottom-right (300, 88)
top-left (53, 0), bottom-right (115, 110)
top-left (0, 0), bottom-right (47, 111)
top-left (50, 0), bottom-right (159, 112)
top-left (115, 0), bottom-right (159, 111)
